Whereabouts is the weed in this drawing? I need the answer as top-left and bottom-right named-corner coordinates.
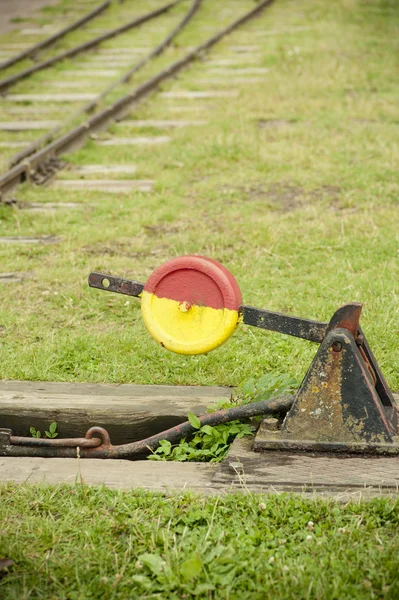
top-left (149, 372), bottom-right (297, 461)
top-left (29, 426), bottom-right (41, 439)
top-left (29, 422), bottom-right (58, 439)
top-left (233, 372), bottom-right (299, 405)
top-left (148, 415), bottom-right (253, 462)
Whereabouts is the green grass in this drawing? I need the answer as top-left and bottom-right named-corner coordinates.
top-left (0, 0), bottom-right (398, 388)
top-left (1, 3), bottom-right (399, 598)
top-left (1, 484), bottom-right (399, 599)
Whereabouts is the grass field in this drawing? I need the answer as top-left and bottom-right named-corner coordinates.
top-left (1, 484), bottom-right (399, 599)
top-left (0, 0), bottom-right (398, 388)
top-left (1, 0), bottom-right (399, 597)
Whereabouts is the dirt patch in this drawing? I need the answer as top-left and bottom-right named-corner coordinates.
top-left (219, 183), bottom-right (342, 213)
top-left (81, 241), bottom-right (167, 259)
top-left (258, 119), bottom-right (295, 129)
top-left (257, 119), bottom-right (312, 130)
top-left (257, 183), bottom-right (304, 212)
top-left (143, 222), bottom-right (187, 237)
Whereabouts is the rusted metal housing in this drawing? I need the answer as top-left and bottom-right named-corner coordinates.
top-left (254, 314), bottom-right (399, 454)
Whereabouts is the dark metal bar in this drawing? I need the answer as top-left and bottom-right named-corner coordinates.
top-left (241, 305), bottom-right (327, 343)
top-left (0, 1), bottom-right (180, 94)
top-left (10, 435), bottom-right (102, 448)
top-left (0, 1), bottom-right (111, 71)
top-left (88, 273), bottom-right (144, 298)
top-left (358, 327), bottom-right (396, 409)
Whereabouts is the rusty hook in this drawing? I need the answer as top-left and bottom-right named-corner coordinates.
top-left (85, 426), bottom-right (111, 448)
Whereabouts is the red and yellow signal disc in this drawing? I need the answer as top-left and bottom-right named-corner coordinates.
top-left (141, 256), bottom-right (242, 354)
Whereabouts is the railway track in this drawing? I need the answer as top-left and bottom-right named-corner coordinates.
top-left (0, 0), bottom-right (192, 176)
top-left (0, 1), bottom-right (111, 72)
top-left (0, 0), bottom-right (273, 199)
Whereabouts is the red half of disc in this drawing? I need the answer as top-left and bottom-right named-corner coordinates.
top-left (143, 255), bottom-right (242, 310)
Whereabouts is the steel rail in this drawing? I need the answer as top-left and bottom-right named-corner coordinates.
top-left (0, 1), bottom-right (111, 72)
top-left (8, 0), bottom-right (202, 169)
top-left (0, 0), bottom-right (275, 198)
top-left (0, 0), bottom-right (180, 94)
top-left (0, 394), bottom-right (293, 459)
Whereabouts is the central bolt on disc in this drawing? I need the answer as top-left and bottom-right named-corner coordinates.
top-left (141, 255), bottom-right (242, 354)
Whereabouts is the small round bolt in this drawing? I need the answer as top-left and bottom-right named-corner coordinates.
top-left (332, 341), bottom-right (342, 352)
top-left (178, 301), bottom-right (191, 313)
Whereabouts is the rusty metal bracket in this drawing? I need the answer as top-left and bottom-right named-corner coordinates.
top-left (254, 326), bottom-right (399, 454)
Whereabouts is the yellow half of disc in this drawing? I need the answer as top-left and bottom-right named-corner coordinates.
top-left (141, 290), bottom-right (239, 355)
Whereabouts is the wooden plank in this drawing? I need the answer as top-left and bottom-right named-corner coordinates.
top-left (0, 273), bottom-right (29, 283)
top-left (206, 67), bottom-right (269, 75)
top-left (121, 120), bottom-right (206, 128)
top-left (0, 381), bottom-right (232, 444)
top-left (98, 136), bottom-right (171, 146)
top-left (196, 78), bottom-right (264, 86)
top-left (0, 44), bottom-right (31, 50)
top-left (212, 436), bottom-right (399, 499)
top-left (0, 1), bottom-right (59, 35)
top-left (74, 165), bottom-right (137, 175)
top-left (247, 26), bottom-right (311, 36)
top-left (164, 105), bottom-right (211, 112)
top-left (0, 457), bottom-right (217, 493)
top-left (62, 69), bottom-right (120, 77)
top-left (20, 27), bottom-right (59, 35)
top-left (0, 386), bottom-right (397, 498)
top-left (0, 236), bottom-right (59, 244)
top-left (47, 82), bottom-right (103, 89)
top-left (206, 58), bottom-right (262, 66)
top-left (0, 121), bottom-right (60, 131)
top-left (229, 45), bottom-right (260, 53)
top-left (7, 94), bottom-right (96, 102)
top-left (21, 202), bottom-right (83, 212)
top-left (97, 47), bottom-right (149, 54)
top-left (0, 141), bottom-right (28, 148)
top-left (0, 107), bottom-right (63, 114)
top-left (160, 91), bottom-right (238, 99)
top-left (52, 180), bottom-right (154, 192)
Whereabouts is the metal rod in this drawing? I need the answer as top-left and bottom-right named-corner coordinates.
top-left (358, 327), bottom-right (396, 409)
top-left (10, 436), bottom-right (102, 448)
top-left (1, 395), bottom-right (293, 459)
top-left (88, 273), bottom-right (144, 298)
top-left (0, 1), bottom-right (111, 71)
top-left (240, 305), bottom-right (327, 343)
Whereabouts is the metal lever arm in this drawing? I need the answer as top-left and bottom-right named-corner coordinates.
top-left (240, 305), bottom-right (328, 343)
top-left (88, 272), bottom-right (144, 297)
top-left (240, 302), bottom-right (362, 344)
top-left (89, 273), bottom-right (362, 347)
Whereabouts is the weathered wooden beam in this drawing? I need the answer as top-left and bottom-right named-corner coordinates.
top-left (0, 381), bottom-right (232, 444)
top-left (0, 457), bottom-right (217, 493)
